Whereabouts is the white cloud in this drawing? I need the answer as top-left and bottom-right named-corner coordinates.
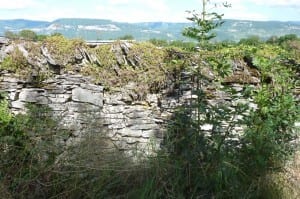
top-left (0, 0), bottom-right (37, 9)
top-left (250, 0), bottom-right (300, 7)
top-left (108, 0), bottom-right (131, 5)
top-left (211, 0), bottom-right (300, 7)
top-left (201, 0), bottom-right (269, 21)
top-left (78, 25), bottom-right (121, 31)
top-left (224, 11), bottom-right (269, 21)
top-left (142, 0), bottom-right (168, 12)
top-left (96, 0), bottom-right (181, 22)
top-left (109, 0), bottom-right (168, 13)
top-left (0, 0), bottom-right (298, 22)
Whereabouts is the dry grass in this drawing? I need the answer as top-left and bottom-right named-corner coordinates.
top-left (0, 182), bottom-right (12, 199)
top-left (284, 152), bottom-right (300, 198)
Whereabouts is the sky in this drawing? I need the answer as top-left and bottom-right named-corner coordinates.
top-left (0, 0), bottom-right (299, 22)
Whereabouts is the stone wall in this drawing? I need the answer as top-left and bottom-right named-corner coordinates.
top-left (0, 71), bottom-right (263, 157)
top-left (0, 72), bottom-right (174, 154)
top-left (3, 39), bottom-right (293, 156)
top-left (0, 39), bottom-right (189, 156)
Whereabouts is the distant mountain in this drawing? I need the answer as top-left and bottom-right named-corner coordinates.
top-left (0, 19), bottom-right (50, 31)
top-left (1, 18), bottom-right (300, 41)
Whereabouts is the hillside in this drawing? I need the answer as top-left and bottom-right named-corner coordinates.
top-left (1, 18), bottom-right (300, 41)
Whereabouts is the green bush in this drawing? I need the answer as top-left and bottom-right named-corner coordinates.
top-left (4, 30), bottom-right (47, 41)
top-left (239, 35), bottom-right (262, 45)
top-left (118, 34), bottom-right (135, 40)
top-left (169, 40), bottom-right (196, 51)
top-left (0, 97), bottom-right (139, 198)
top-left (0, 94), bottom-right (12, 136)
top-left (43, 35), bottom-right (85, 65)
top-left (149, 44), bottom-right (300, 198)
top-left (36, 34), bottom-right (48, 41)
top-left (0, 101), bottom-right (67, 198)
top-left (278, 34), bottom-right (298, 45)
top-left (0, 47), bottom-right (29, 77)
top-left (148, 39), bottom-right (196, 51)
top-left (4, 31), bottom-right (18, 40)
top-left (148, 38), bottom-right (168, 47)
top-left (19, 30), bottom-right (38, 41)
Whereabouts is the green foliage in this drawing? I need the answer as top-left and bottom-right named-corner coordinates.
top-left (118, 34), bottom-right (135, 40)
top-left (183, 10), bottom-right (223, 44)
top-left (43, 35), bottom-right (84, 55)
top-left (51, 32), bottom-right (63, 37)
top-left (0, 93), bottom-right (12, 132)
top-left (157, 1), bottom-right (300, 198)
top-left (278, 34), bottom-right (298, 44)
top-left (4, 30), bottom-right (47, 41)
top-left (148, 38), bottom-right (168, 47)
top-left (0, 100), bottom-right (68, 198)
top-left (36, 34), bottom-right (48, 41)
top-left (236, 54), bottom-right (299, 196)
top-left (148, 47), bottom-right (299, 198)
top-left (266, 35), bottom-right (279, 44)
top-left (84, 41), bottom-right (176, 94)
top-left (169, 40), bottom-right (196, 51)
top-left (90, 44), bottom-right (116, 68)
top-left (267, 34), bottom-right (299, 55)
top-left (239, 35), bottom-right (262, 45)
top-left (183, 0), bottom-right (230, 46)
top-left (40, 125), bottom-right (140, 199)
top-left (148, 38), bottom-right (196, 51)
top-left (18, 30), bottom-right (38, 41)
top-left (43, 35), bottom-right (85, 65)
top-left (128, 42), bottom-right (165, 67)
top-left (0, 96), bottom-right (140, 198)
top-left (0, 47), bottom-right (29, 77)
top-left (82, 44), bottom-right (119, 87)
top-left (242, 89), bottom-right (298, 170)
top-left (0, 42), bottom-right (53, 82)
top-left (4, 31), bottom-right (18, 40)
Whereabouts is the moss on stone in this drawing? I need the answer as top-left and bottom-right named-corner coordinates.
top-left (127, 42), bottom-right (166, 67)
top-left (82, 42), bottom-right (184, 95)
top-left (91, 44), bottom-right (117, 68)
top-left (0, 47), bottom-right (29, 77)
top-left (43, 35), bottom-right (85, 65)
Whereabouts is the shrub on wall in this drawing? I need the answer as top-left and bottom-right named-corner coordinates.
top-left (0, 47), bottom-right (29, 77)
top-left (43, 35), bottom-right (85, 65)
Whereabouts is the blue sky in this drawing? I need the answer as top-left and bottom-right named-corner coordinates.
top-left (0, 0), bottom-right (299, 22)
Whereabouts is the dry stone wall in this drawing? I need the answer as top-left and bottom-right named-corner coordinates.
top-left (0, 72), bottom-right (175, 154)
top-left (0, 39), bottom-right (268, 156)
top-left (0, 71), bottom-right (262, 156)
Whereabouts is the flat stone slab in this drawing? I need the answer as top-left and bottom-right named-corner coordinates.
top-left (72, 87), bottom-right (103, 107)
